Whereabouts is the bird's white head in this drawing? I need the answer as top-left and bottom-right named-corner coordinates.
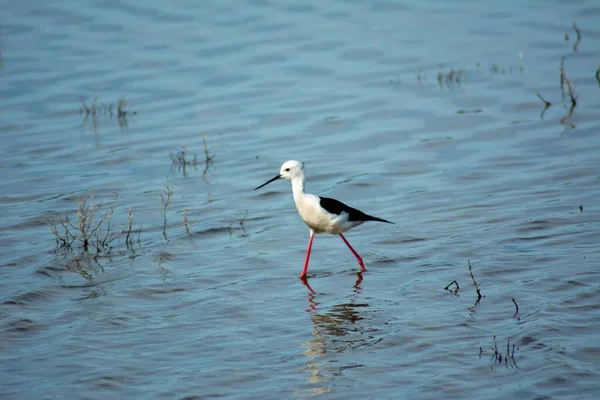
top-left (254, 160), bottom-right (305, 190)
top-left (279, 160), bottom-right (304, 180)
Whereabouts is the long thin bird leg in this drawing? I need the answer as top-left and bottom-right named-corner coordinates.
top-left (339, 233), bottom-right (365, 271)
top-left (300, 276), bottom-right (315, 295)
top-left (300, 232), bottom-right (315, 278)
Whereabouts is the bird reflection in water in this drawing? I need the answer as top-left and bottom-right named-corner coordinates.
top-left (300, 272), bottom-right (363, 297)
top-left (299, 272), bottom-right (377, 395)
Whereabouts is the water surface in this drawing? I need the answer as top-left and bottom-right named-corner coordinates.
top-left (1, 1), bottom-right (600, 399)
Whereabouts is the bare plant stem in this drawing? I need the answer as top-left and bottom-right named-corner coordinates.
top-left (512, 298), bottom-right (519, 318)
top-left (559, 58), bottom-right (577, 129)
top-left (536, 93), bottom-right (552, 119)
top-left (228, 210), bottom-right (248, 235)
top-left (101, 203), bottom-right (117, 249)
top-left (491, 335), bottom-right (498, 358)
top-left (125, 207), bottom-right (133, 248)
top-left (468, 260), bottom-right (482, 302)
top-left (56, 213), bottom-right (76, 247)
top-left (536, 93), bottom-right (551, 107)
top-left (519, 52), bottom-right (523, 73)
top-left (239, 210), bottom-right (248, 229)
top-left (49, 218), bottom-right (60, 246)
top-left (560, 56), bottom-right (577, 108)
top-left (161, 179), bottom-right (173, 240)
top-left (572, 21), bottom-right (581, 52)
top-left (184, 208), bottom-right (190, 234)
top-left (203, 133), bottom-right (214, 166)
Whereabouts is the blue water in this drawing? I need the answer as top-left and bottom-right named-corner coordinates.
top-left (1, 1), bottom-right (600, 399)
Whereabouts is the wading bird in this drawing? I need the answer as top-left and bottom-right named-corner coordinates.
top-left (255, 160), bottom-right (393, 278)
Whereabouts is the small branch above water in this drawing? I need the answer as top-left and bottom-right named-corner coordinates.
top-left (512, 298), bottom-right (520, 319)
top-left (468, 260), bottom-right (482, 310)
top-left (444, 280), bottom-right (460, 295)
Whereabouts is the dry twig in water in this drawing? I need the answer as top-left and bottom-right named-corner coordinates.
top-left (203, 134), bottom-right (214, 166)
top-left (184, 208), bottom-right (191, 234)
top-left (444, 280), bottom-right (460, 294)
top-left (125, 207), bottom-right (133, 249)
top-left (572, 21), bottom-right (581, 52)
top-left (201, 133), bottom-right (215, 181)
top-left (536, 93), bottom-right (552, 119)
top-left (536, 93), bottom-right (551, 108)
top-left (228, 210), bottom-right (248, 236)
top-left (560, 57), bottom-right (577, 108)
top-left (512, 298), bottom-right (520, 318)
top-left (468, 260), bottom-right (482, 309)
top-left (559, 58), bottom-right (577, 129)
top-left (161, 179), bottom-right (173, 240)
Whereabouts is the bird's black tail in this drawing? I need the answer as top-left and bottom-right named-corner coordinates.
top-left (365, 214), bottom-right (394, 224)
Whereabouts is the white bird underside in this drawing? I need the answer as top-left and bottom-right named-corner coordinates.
top-left (294, 192), bottom-right (364, 234)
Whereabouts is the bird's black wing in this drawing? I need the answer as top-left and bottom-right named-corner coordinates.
top-left (319, 197), bottom-right (394, 224)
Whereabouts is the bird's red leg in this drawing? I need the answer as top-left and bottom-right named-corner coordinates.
top-left (300, 232), bottom-right (315, 278)
top-left (339, 233), bottom-right (365, 271)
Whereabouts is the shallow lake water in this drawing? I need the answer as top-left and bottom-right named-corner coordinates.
top-left (1, 1), bottom-right (600, 399)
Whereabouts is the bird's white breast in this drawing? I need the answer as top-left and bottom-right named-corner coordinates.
top-left (293, 193), bottom-right (362, 234)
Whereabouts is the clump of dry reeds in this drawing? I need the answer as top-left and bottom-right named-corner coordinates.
top-left (49, 194), bottom-right (140, 253)
top-left (480, 336), bottom-right (519, 369)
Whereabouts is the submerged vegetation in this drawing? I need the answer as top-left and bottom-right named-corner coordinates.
top-left (444, 260), bottom-right (484, 311)
top-left (170, 134), bottom-right (215, 179)
top-left (170, 144), bottom-right (200, 177)
top-left (444, 260), bottom-right (525, 367)
top-left (436, 68), bottom-right (465, 88)
top-left (406, 21), bottom-right (593, 131)
top-left (49, 194), bottom-right (140, 253)
top-left (79, 96), bottom-right (137, 131)
top-left (535, 55), bottom-right (580, 127)
top-left (228, 210), bottom-right (248, 237)
top-left (49, 131), bottom-right (220, 250)
top-left (480, 336), bottom-right (520, 369)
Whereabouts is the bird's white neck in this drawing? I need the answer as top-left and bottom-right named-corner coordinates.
top-left (291, 174), bottom-right (306, 200)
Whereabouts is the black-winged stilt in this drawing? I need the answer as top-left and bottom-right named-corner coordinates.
top-left (255, 160), bottom-right (394, 278)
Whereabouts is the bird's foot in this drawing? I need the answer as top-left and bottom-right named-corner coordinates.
top-left (358, 260), bottom-right (366, 272)
top-left (299, 275), bottom-right (315, 294)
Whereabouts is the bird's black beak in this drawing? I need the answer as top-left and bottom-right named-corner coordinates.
top-left (254, 174), bottom-right (281, 190)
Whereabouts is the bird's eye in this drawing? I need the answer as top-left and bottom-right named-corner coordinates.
top-left (285, 168), bottom-right (290, 171)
